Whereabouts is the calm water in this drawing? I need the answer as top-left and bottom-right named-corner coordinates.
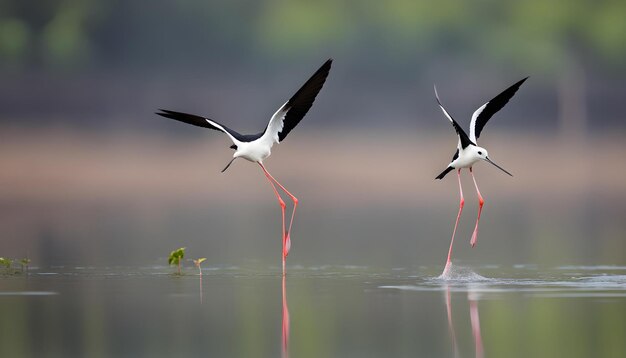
top-left (1, 264), bottom-right (625, 358)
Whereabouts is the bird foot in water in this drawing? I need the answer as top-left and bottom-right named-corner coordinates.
top-left (442, 261), bottom-right (452, 277)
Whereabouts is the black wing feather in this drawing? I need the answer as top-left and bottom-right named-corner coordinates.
top-left (156, 109), bottom-right (251, 143)
top-left (434, 92), bottom-right (473, 149)
top-left (473, 77), bottom-right (528, 140)
top-left (278, 59), bottom-right (332, 142)
top-left (451, 119), bottom-right (473, 149)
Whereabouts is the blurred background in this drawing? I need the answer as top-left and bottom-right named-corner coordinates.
top-left (1, 0), bottom-right (625, 268)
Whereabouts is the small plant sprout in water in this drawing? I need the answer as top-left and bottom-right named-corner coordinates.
top-left (20, 258), bottom-right (31, 272)
top-left (193, 258), bottom-right (206, 276)
top-left (193, 258), bottom-right (207, 304)
top-left (168, 247), bottom-right (186, 275)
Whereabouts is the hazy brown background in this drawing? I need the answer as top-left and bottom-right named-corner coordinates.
top-left (1, 0), bottom-right (625, 267)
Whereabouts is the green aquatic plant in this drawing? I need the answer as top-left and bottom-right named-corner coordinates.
top-left (0, 257), bottom-right (32, 275)
top-left (0, 257), bottom-right (13, 269)
top-left (193, 258), bottom-right (206, 276)
top-left (0, 257), bottom-right (18, 275)
top-left (168, 247), bottom-right (185, 275)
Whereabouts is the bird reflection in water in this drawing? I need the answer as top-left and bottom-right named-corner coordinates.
top-left (445, 286), bottom-right (460, 358)
top-left (468, 289), bottom-right (484, 358)
top-left (444, 285), bottom-right (484, 358)
top-left (282, 274), bottom-right (290, 358)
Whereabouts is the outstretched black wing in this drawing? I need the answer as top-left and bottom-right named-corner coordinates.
top-left (434, 85), bottom-right (473, 149)
top-left (470, 77), bottom-right (528, 142)
top-left (263, 59), bottom-right (333, 144)
top-left (156, 109), bottom-right (252, 145)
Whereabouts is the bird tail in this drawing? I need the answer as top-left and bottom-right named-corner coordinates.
top-left (435, 167), bottom-right (454, 180)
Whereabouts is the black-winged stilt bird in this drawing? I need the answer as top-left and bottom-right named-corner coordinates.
top-left (157, 59), bottom-right (332, 275)
top-left (434, 77), bottom-right (527, 275)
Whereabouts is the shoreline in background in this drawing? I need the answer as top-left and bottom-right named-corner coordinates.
top-left (1, 126), bottom-right (625, 206)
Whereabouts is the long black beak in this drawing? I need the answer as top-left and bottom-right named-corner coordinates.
top-left (221, 158), bottom-right (237, 173)
top-left (485, 157), bottom-right (512, 176)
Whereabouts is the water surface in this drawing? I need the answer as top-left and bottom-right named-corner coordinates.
top-left (1, 264), bottom-right (625, 357)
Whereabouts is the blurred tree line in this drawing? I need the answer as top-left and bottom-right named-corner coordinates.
top-left (1, 1), bottom-right (624, 70)
top-left (0, 0), bottom-right (625, 131)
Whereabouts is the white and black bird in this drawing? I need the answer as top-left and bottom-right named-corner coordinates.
top-left (434, 77), bottom-right (527, 275)
top-left (157, 59), bottom-right (333, 275)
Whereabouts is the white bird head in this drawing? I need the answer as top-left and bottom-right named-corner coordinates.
top-left (472, 145), bottom-right (512, 176)
top-left (472, 146), bottom-right (489, 160)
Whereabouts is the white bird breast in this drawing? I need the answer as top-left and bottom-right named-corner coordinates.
top-left (451, 146), bottom-right (483, 169)
top-left (234, 141), bottom-right (272, 163)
